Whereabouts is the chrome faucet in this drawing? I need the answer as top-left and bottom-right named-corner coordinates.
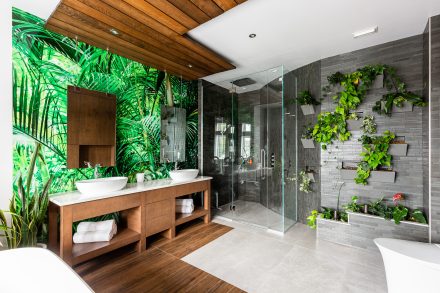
top-left (84, 161), bottom-right (101, 179)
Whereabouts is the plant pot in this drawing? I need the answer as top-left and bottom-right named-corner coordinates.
top-left (381, 101), bottom-right (413, 113)
top-left (372, 74), bottom-right (384, 89)
top-left (307, 172), bottom-right (315, 182)
top-left (340, 169), bottom-right (357, 180)
top-left (370, 170), bottom-right (396, 183)
top-left (340, 169), bottom-right (396, 183)
top-left (346, 119), bottom-right (362, 131)
top-left (301, 138), bottom-right (315, 149)
top-left (300, 105), bottom-right (315, 116)
top-left (388, 143), bottom-right (408, 156)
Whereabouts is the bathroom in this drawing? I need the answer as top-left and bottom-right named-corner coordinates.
top-left (1, 1), bottom-right (440, 293)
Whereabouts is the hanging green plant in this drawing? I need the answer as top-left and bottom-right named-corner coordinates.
top-left (295, 90), bottom-right (320, 105)
top-left (298, 170), bottom-right (313, 193)
top-left (360, 114), bottom-right (377, 134)
top-left (372, 66), bottom-right (426, 115)
top-left (313, 65), bottom-right (386, 149)
top-left (355, 130), bottom-right (395, 185)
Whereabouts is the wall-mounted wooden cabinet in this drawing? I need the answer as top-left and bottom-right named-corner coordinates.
top-left (67, 86), bottom-right (116, 168)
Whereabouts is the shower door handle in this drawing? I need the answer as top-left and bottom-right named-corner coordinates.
top-left (260, 149), bottom-right (267, 178)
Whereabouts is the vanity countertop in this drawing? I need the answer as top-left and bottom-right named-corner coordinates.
top-left (50, 176), bottom-right (213, 207)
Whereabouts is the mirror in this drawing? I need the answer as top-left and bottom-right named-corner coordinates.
top-left (160, 106), bottom-right (186, 163)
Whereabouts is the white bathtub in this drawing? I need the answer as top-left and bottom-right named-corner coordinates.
top-left (375, 238), bottom-right (440, 293)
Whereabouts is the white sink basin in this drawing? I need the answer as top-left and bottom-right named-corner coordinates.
top-left (169, 169), bottom-right (199, 182)
top-left (75, 177), bottom-right (128, 195)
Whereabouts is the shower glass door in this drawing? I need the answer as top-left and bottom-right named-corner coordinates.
top-left (219, 66), bottom-right (296, 233)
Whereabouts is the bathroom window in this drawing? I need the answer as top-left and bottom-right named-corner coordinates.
top-left (214, 121), bottom-right (227, 159)
top-left (241, 123), bottom-right (252, 159)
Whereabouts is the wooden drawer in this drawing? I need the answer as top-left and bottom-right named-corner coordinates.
top-left (173, 181), bottom-right (209, 197)
top-left (145, 199), bottom-right (172, 219)
top-left (145, 199), bottom-right (172, 236)
top-left (144, 188), bottom-right (173, 204)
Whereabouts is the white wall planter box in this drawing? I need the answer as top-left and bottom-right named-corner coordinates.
top-left (340, 169), bottom-right (396, 183)
top-left (301, 138), bottom-right (315, 149)
top-left (372, 74), bottom-right (384, 89)
top-left (346, 119), bottom-right (362, 131)
top-left (340, 169), bottom-right (357, 180)
top-left (317, 211), bottom-right (428, 251)
top-left (300, 105), bottom-right (315, 115)
top-left (388, 143), bottom-right (408, 156)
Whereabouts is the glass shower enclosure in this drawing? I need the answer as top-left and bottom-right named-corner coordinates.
top-left (201, 66), bottom-right (297, 233)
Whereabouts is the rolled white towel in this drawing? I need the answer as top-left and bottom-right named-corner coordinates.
top-left (176, 205), bottom-right (194, 214)
top-left (77, 220), bottom-right (116, 233)
top-left (176, 199), bottom-right (193, 207)
top-left (73, 225), bottom-right (117, 244)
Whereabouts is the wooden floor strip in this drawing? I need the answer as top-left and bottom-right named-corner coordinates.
top-left (74, 220), bottom-right (243, 293)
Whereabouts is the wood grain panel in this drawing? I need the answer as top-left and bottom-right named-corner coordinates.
top-left (45, 0), bottom-right (246, 80)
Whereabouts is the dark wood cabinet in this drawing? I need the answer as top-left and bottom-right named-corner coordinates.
top-left (67, 86), bottom-right (116, 168)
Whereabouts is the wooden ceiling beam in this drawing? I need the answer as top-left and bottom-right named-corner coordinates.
top-left (45, 0), bottom-right (246, 80)
top-left (58, 2), bottom-right (214, 75)
top-left (45, 23), bottom-right (199, 80)
top-left (48, 16), bottom-right (202, 79)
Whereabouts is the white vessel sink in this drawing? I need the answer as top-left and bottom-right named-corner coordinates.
top-left (169, 169), bottom-right (199, 182)
top-left (75, 177), bottom-right (128, 195)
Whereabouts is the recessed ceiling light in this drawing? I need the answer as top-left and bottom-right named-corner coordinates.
top-left (353, 26), bottom-right (378, 38)
top-left (109, 28), bottom-right (119, 35)
top-left (188, 64), bottom-right (193, 68)
top-left (249, 33), bottom-right (256, 38)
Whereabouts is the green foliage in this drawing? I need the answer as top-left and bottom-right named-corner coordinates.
top-left (360, 115), bottom-right (377, 134)
top-left (298, 171), bottom-right (312, 193)
top-left (321, 207), bottom-right (334, 219)
top-left (295, 90), bottom-right (320, 105)
top-left (307, 210), bottom-right (319, 229)
top-left (372, 66), bottom-right (426, 115)
top-left (339, 211), bottom-right (348, 222)
top-left (368, 197), bottom-right (388, 217)
top-left (11, 7), bottom-right (199, 197)
top-left (409, 209), bottom-right (427, 224)
top-left (392, 206), bottom-right (409, 224)
top-left (301, 125), bottom-right (314, 139)
top-left (355, 131), bottom-right (395, 185)
top-left (0, 143), bottom-right (53, 248)
top-left (312, 112), bottom-right (349, 150)
top-left (343, 196), bottom-right (362, 213)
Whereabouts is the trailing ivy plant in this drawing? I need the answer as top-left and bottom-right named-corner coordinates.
top-left (298, 170), bottom-right (313, 193)
top-left (313, 65), bottom-right (386, 149)
top-left (371, 66), bottom-right (426, 115)
top-left (355, 131), bottom-right (395, 185)
top-left (360, 114), bottom-right (377, 134)
top-left (343, 196), bottom-right (363, 213)
top-left (295, 90), bottom-right (320, 106)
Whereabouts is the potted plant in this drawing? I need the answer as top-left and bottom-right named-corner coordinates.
top-left (296, 90), bottom-right (320, 115)
top-left (301, 125), bottom-right (315, 149)
top-left (360, 114), bottom-right (377, 135)
top-left (0, 143), bottom-right (53, 248)
top-left (354, 131), bottom-right (396, 185)
top-left (388, 136), bottom-right (408, 157)
top-left (298, 170), bottom-right (313, 193)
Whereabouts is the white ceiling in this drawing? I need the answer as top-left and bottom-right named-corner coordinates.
top-left (12, 0), bottom-right (440, 87)
top-left (188, 0), bottom-right (440, 85)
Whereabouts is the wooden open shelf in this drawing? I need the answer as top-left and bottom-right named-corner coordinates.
top-left (175, 208), bottom-right (208, 226)
top-left (71, 228), bottom-right (140, 265)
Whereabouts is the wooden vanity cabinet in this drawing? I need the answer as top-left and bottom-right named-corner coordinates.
top-left (49, 179), bottom-right (211, 266)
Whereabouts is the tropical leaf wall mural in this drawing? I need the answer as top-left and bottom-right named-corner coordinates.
top-left (12, 8), bottom-right (199, 195)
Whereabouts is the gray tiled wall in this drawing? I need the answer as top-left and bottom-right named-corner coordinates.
top-left (430, 15), bottom-right (440, 242)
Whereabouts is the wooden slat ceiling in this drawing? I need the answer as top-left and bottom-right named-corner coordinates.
top-left (46, 0), bottom-right (247, 80)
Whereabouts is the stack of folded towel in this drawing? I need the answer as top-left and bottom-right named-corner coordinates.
top-left (73, 219), bottom-right (117, 244)
top-left (176, 198), bottom-right (194, 214)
